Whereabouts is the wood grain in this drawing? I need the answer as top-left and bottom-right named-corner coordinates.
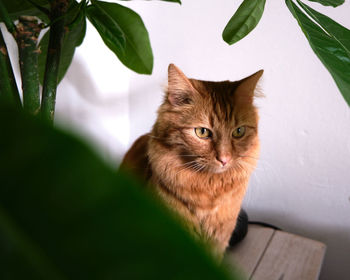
top-left (251, 230), bottom-right (326, 280)
top-left (225, 225), bottom-right (326, 280)
top-left (225, 225), bottom-right (275, 278)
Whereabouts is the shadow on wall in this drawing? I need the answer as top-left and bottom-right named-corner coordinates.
top-left (128, 79), bottom-right (164, 143)
top-left (57, 57), bottom-right (129, 164)
top-left (65, 57), bottom-right (129, 107)
top-left (246, 210), bottom-right (350, 280)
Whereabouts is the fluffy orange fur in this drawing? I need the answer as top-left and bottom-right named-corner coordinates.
top-left (121, 64), bottom-right (263, 257)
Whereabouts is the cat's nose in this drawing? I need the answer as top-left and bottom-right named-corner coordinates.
top-left (217, 155), bottom-right (231, 167)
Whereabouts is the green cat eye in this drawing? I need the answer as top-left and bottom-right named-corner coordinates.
top-left (232, 126), bottom-right (246, 138)
top-left (195, 127), bottom-right (212, 139)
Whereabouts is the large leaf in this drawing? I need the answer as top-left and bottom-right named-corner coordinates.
top-left (38, 3), bottom-right (87, 85)
top-left (286, 0), bottom-right (350, 106)
top-left (297, 0), bottom-right (350, 56)
top-left (1, 0), bottom-right (49, 23)
top-left (85, 2), bottom-right (126, 57)
top-left (0, 104), bottom-right (236, 280)
top-left (307, 0), bottom-right (344, 7)
top-left (87, 0), bottom-right (153, 74)
top-left (222, 0), bottom-right (266, 45)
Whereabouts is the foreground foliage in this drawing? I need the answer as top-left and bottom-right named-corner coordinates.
top-left (0, 104), bottom-right (236, 280)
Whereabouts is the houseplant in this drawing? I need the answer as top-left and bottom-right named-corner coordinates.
top-left (0, 0), bottom-right (349, 278)
top-left (0, 1), bottom-right (237, 279)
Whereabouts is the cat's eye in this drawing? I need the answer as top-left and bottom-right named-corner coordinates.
top-left (195, 127), bottom-right (212, 139)
top-left (232, 126), bottom-right (246, 138)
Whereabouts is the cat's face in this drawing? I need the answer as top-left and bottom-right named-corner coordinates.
top-left (153, 64), bottom-right (262, 174)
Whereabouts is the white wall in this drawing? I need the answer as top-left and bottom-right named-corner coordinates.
top-left (55, 24), bottom-right (132, 165)
top-left (4, 0), bottom-right (350, 278)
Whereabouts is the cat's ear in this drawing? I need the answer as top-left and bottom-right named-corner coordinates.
top-left (234, 70), bottom-right (264, 105)
top-left (167, 64), bottom-right (196, 106)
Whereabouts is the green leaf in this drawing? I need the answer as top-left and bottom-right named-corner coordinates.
top-left (0, 104), bottom-right (236, 280)
top-left (66, 0), bottom-right (87, 47)
top-left (222, 0), bottom-right (266, 45)
top-left (286, 0), bottom-right (350, 106)
top-left (86, 2), bottom-right (126, 57)
top-left (61, 0), bottom-right (85, 27)
top-left (38, 5), bottom-right (87, 85)
top-left (297, 0), bottom-right (350, 56)
top-left (25, 0), bottom-right (50, 16)
top-left (1, 0), bottom-right (49, 23)
top-left (306, 0), bottom-right (344, 7)
top-left (87, 0), bottom-right (153, 74)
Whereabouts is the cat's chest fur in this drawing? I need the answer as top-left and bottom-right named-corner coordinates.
top-left (149, 143), bottom-right (249, 251)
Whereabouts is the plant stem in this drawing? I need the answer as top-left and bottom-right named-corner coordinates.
top-left (41, 0), bottom-right (69, 123)
top-left (0, 1), bottom-right (16, 35)
top-left (16, 16), bottom-right (43, 115)
top-left (0, 28), bottom-right (21, 107)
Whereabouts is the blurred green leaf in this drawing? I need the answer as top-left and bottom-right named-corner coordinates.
top-left (222, 0), bottom-right (266, 45)
top-left (297, 0), bottom-right (350, 55)
top-left (306, 0), bottom-right (344, 7)
top-left (0, 0), bottom-right (49, 23)
top-left (87, 0), bottom-right (153, 74)
top-left (0, 104), bottom-right (236, 280)
top-left (38, 4), bottom-right (86, 85)
top-left (286, 0), bottom-right (350, 106)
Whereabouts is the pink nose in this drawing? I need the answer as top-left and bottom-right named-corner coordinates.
top-left (217, 155), bottom-right (231, 167)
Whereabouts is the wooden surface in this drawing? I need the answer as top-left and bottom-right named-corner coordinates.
top-left (225, 225), bottom-right (326, 280)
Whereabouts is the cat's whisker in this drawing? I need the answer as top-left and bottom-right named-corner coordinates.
top-left (234, 162), bottom-right (250, 177)
top-left (236, 160), bottom-right (256, 172)
top-left (174, 160), bottom-right (198, 175)
top-left (192, 165), bottom-right (202, 174)
top-left (176, 160), bottom-right (197, 168)
top-left (251, 166), bottom-right (263, 171)
top-left (238, 154), bottom-right (259, 161)
top-left (197, 165), bottom-right (206, 173)
top-left (193, 162), bottom-right (206, 174)
top-left (175, 160), bottom-right (206, 175)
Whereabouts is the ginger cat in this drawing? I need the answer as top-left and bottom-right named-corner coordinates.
top-left (121, 64), bottom-right (263, 257)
